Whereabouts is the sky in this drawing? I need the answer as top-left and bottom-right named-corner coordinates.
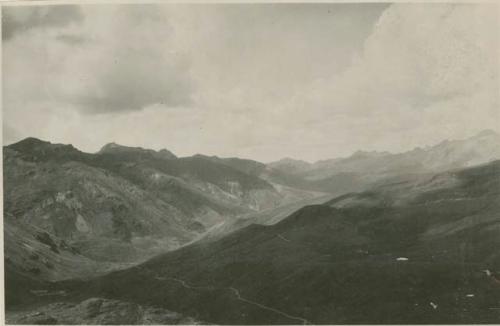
top-left (2, 2), bottom-right (499, 162)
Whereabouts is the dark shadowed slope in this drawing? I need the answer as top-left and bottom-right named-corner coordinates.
top-left (19, 160), bottom-right (500, 325)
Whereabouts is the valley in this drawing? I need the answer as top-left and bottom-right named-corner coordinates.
top-left (4, 130), bottom-right (500, 324)
top-left (4, 1), bottom-right (499, 324)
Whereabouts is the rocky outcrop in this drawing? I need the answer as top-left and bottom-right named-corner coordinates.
top-left (7, 298), bottom-right (202, 325)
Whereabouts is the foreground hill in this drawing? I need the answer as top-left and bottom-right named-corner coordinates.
top-left (13, 160), bottom-right (500, 324)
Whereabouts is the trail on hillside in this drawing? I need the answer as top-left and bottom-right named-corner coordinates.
top-left (227, 286), bottom-right (309, 325)
top-left (154, 275), bottom-right (310, 325)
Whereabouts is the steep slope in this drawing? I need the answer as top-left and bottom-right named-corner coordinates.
top-left (4, 213), bottom-right (133, 282)
top-left (36, 160), bottom-right (500, 325)
top-left (92, 153), bottom-right (277, 214)
top-left (3, 145), bottom-right (199, 282)
top-left (4, 138), bottom-right (324, 283)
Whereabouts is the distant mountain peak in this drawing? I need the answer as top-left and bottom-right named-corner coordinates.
top-left (100, 142), bottom-right (121, 149)
top-left (98, 142), bottom-right (176, 159)
top-left (98, 142), bottom-right (134, 153)
top-left (267, 157), bottom-right (312, 175)
top-left (157, 148), bottom-right (177, 159)
top-left (9, 137), bottom-right (50, 148)
top-left (7, 137), bottom-right (78, 155)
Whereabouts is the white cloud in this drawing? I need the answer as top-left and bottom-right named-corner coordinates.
top-left (3, 3), bottom-right (499, 161)
top-left (286, 3), bottom-right (500, 158)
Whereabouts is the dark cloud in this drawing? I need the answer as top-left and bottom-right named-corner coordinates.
top-left (76, 68), bottom-right (195, 114)
top-left (3, 5), bottom-right (83, 41)
top-left (3, 4), bottom-right (194, 115)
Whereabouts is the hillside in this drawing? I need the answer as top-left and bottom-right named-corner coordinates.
top-left (13, 160), bottom-right (500, 324)
top-left (3, 138), bottom-right (320, 283)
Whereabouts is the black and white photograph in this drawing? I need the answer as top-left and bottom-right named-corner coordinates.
top-left (2, 1), bottom-right (500, 324)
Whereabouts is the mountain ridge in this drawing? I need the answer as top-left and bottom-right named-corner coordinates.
top-left (268, 129), bottom-right (500, 174)
top-left (9, 128), bottom-right (499, 176)
top-left (3, 136), bottom-right (324, 284)
top-left (99, 142), bottom-right (177, 160)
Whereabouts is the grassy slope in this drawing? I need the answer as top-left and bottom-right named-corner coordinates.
top-left (22, 161), bottom-right (499, 324)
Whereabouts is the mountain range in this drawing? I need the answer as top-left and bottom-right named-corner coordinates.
top-left (4, 137), bottom-right (321, 282)
top-left (4, 129), bottom-right (500, 324)
top-left (269, 129), bottom-right (500, 193)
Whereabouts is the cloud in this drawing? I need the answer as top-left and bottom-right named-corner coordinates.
top-left (2, 5), bottom-right (83, 40)
top-left (68, 6), bottom-right (194, 113)
top-left (3, 5), bottom-right (194, 114)
top-left (354, 4), bottom-right (497, 110)
top-left (3, 3), bottom-right (498, 161)
top-left (288, 3), bottom-right (500, 155)
top-left (168, 3), bottom-right (387, 107)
